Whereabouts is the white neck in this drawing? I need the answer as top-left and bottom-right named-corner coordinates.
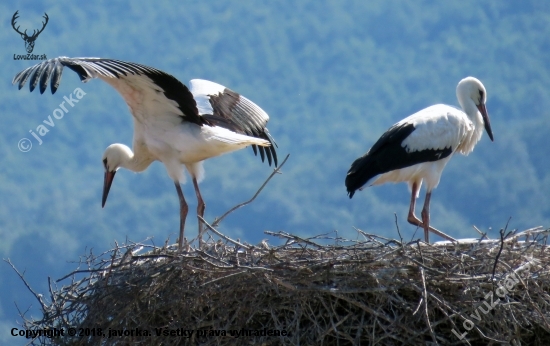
top-left (455, 90), bottom-right (484, 155)
top-left (109, 144), bottom-right (153, 173)
top-left (458, 95), bottom-right (482, 125)
top-left (123, 153), bottom-right (152, 173)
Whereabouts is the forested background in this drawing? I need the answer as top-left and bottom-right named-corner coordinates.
top-left (1, 0), bottom-right (549, 342)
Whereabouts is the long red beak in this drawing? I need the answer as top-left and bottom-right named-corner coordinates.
top-left (102, 171), bottom-right (116, 208)
top-left (477, 103), bottom-right (494, 141)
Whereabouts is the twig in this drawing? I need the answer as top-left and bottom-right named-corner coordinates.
top-left (412, 297), bottom-right (424, 315)
top-left (420, 267), bottom-right (438, 345)
top-left (264, 231), bottom-right (325, 249)
top-left (492, 219), bottom-right (512, 282)
top-left (47, 277), bottom-right (56, 316)
top-left (199, 215), bottom-right (251, 250)
top-left (104, 244), bottom-right (119, 288)
top-left (394, 213), bottom-right (408, 255)
top-left (4, 259), bottom-right (48, 311)
top-left (200, 270), bottom-right (247, 287)
top-left (394, 213), bottom-right (404, 244)
top-left (473, 225), bottom-right (489, 240)
top-left (211, 153), bottom-right (290, 228)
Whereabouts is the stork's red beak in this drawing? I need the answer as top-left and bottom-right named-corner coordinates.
top-left (102, 171), bottom-right (116, 208)
top-left (477, 103), bottom-right (494, 141)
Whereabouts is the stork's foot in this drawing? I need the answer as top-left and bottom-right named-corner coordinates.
top-left (407, 214), bottom-right (457, 243)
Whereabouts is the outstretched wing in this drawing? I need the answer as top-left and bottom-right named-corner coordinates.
top-left (12, 57), bottom-right (208, 126)
top-left (13, 57), bottom-right (278, 166)
top-left (189, 79), bottom-right (278, 166)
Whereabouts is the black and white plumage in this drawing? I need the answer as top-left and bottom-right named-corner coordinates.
top-left (13, 57), bottom-right (278, 250)
top-left (346, 77), bottom-right (494, 243)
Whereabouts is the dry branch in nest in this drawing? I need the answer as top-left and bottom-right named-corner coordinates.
top-left (7, 155), bottom-right (550, 345)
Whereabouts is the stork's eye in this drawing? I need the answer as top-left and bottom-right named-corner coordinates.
top-left (479, 90), bottom-right (484, 103)
top-left (103, 158), bottom-right (108, 170)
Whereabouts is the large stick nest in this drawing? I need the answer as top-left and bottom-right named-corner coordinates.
top-left (8, 156), bottom-right (550, 345)
top-left (10, 224), bottom-right (550, 345)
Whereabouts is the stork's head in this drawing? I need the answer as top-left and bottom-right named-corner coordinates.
top-left (457, 77), bottom-right (494, 142)
top-left (101, 143), bottom-right (133, 208)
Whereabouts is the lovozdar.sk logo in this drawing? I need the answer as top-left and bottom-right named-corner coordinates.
top-left (12, 10), bottom-right (48, 61)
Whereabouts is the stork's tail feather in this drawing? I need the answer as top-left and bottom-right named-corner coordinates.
top-left (211, 127), bottom-right (270, 147)
top-left (345, 154), bottom-right (378, 199)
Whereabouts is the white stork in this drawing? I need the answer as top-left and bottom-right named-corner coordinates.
top-left (345, 77), bottom-right (493, 243)
top-left (13, 57), bottom-right (277, 250)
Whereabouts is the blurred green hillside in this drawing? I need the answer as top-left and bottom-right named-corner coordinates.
top-left (1, 0), bottom-right (549, 343)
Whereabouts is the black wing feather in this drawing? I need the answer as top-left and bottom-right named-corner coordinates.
top-left (345, 122), bottom-right (452, 198)
top-left (202, 87), bottom-right (278, 166)
top-left (12, 57), bottom-right (208, 127)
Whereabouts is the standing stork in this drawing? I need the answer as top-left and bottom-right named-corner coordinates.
top-left (345, 77), bottom-right (493, 243)
top-left (13, 57), bottom-right (278, 250)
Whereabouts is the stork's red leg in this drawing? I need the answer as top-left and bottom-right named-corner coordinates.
top-left (421, 191), bottom-right (432, 243)
top-left (192, 177), bottom-right (206, 248)
top-left (407, 183), bottom-right (456, 243)
top-left (407, 182), bottom-right (421, 226)
top-left (174, 182), bottom-right (188, 252)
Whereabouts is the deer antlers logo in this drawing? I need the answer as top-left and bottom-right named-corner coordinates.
top-left (12, 11), bottom-right (49, 54)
